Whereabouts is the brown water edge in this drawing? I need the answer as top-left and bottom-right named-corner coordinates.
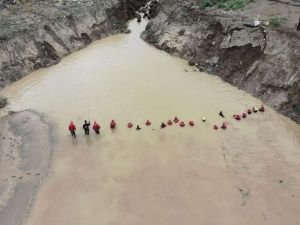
top-left (0, 20), bottom-right (300, 225)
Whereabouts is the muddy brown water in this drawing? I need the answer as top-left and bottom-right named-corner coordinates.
top-left (1, 20), bottom-right (300, 225)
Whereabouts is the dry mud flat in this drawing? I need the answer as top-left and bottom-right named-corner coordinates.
top-left (0, 111), bottom-right (53, 225)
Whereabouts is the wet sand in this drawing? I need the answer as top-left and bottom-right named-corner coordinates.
top-left (0, 20), bottom-right (300, 225)
top-left (0, 111), bottom-right (53, 225)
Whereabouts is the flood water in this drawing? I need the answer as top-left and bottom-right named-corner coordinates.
top-left (1, 20), bottom-right (300, 225)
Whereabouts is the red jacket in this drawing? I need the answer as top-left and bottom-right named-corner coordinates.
top-left (69, 122), bottom-right (76, 131)
top-left (93, 122), bottom-right (100, 130)
top-left (110, 120), bottom-right (116, 128)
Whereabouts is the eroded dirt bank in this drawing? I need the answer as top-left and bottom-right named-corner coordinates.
top-left (0, 110), bottom-right (53, 225)
top-left (0, 0), bottom-right (148, 89)
top-left (141, 0), bottom-right (300, 123)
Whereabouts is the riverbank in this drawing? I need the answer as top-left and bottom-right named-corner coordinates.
top-left (0, 0), bottom-right (148, 89)
top-left (0, 110), bottom-right (53, 225)
top-left (141, 0), bottom-right (300, 123)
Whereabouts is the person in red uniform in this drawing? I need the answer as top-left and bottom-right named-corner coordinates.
top-left (221, 122), bottom-right (227, 129)
top-left (110, 120), bottom-right (116, 129)
top-left (173, 116), bottom-right (179, 123)
top-left (69, 121), bottom-right (76, 138)
top-left (259, 105), bottom-right (265, 112)
top-left (93, 121), bottom-right (100, 134)
top-left (234, 115), bottom-right (241, 120)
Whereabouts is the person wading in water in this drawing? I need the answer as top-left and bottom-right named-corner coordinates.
top-left (69, 121), bottom-right (76, 138)
top-left (219, 111), bottom-right (225, 118)
top-left (83, 120), bottom-right (91, 135)
top-left (92, 121), bottom-right (100, 134)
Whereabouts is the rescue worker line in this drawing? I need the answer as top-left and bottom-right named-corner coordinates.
top-left (68, 105), bottom-right (266, 138)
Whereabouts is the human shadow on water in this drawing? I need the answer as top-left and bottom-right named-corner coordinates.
top-left (110, 128), bottom-right (117, 134)
top-left (93, 132), bottom-right (101, 141)
top-left (70, 136), bottom-right (78, 146)
top-left (85, 135), bottom-right (93, 146)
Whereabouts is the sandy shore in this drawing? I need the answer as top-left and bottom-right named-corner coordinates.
top-left (0, 110), bottom-right (53, 225)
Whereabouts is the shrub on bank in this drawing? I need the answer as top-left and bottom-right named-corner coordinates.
top-left (201, 0), bottom-right (255, 10)
top-left (201, 0), bottom-right (215, 8)
top-left (269, 16), bottom-right (282, 28)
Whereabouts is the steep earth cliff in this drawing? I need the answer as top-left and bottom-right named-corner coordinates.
top-left (141, 0), bottom-right (300, 123)
top-left (0, 0), bottom-right (147, 89)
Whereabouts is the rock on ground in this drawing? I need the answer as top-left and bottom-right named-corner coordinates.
top-left (0, 96), bottom-right (7, 108)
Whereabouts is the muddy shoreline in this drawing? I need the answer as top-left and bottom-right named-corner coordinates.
top-left (0, 110), bottom-right (54, 225)
top-left (141, 0), bottom-right (300, 123)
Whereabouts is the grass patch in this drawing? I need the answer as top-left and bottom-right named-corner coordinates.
top-left (201, 0), bottom-right (255, 10)
top-left (269, 16), bottom-right (282, 28)
top-left (201, 0), bottom-right (215, 8)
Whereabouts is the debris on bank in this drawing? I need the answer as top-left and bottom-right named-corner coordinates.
top-left (0, 96), bottom-right (7, 108)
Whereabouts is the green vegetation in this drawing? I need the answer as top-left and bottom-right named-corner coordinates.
top-left (201, 0), bottom-right (215, 8)
top-left (269, 16), bottom-right (282, 28)
top-left (201, 0), bottom-right (255, 10)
